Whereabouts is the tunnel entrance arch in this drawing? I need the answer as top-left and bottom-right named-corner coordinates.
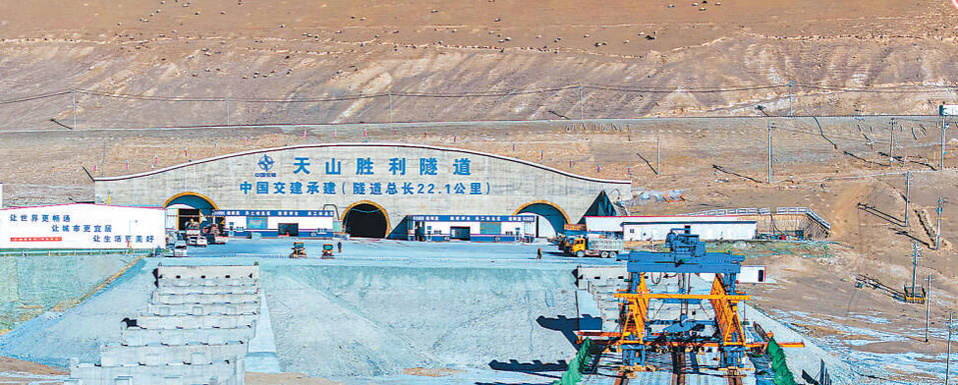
top-left (515, 201), bottom-right (570, 237)
top-left (342, 201), bottom-right (389, 238)
top-left (164, 192), bottom-right (218, 231)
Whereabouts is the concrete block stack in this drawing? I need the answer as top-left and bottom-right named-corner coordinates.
top-left (68, 265), bottom-right (261, 385)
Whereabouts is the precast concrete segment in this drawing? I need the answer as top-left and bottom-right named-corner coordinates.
top-left (152, 292), bottom-right (260, 304)
top-left (70, 359), bottom-right (242, 385)
top-left (130, 314), bottom-right (258, 329)
top-left (146, 301), bottom-right (260, 316)
top-left (93, 143), bottom-right (631, 235)
top-left (157, 265), bottom-right (260, 281)
top-left (98, 342), bottom-right (248, 366)
top-left (158, 278), bottom-right (260, 288)
top-left (155, 285), bottom-right (260, 295)
top-left (71, 264), bottom-right (261, 385)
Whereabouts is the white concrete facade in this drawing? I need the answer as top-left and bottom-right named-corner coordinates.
top-left (94, 143), bottom-right (630, 238)
top-left (620, 217), bottom-right (757, 241)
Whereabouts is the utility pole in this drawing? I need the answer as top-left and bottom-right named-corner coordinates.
top-left (388, 91), bottom-right (393, 123)
top-left (943, 122), bottom-right (950, 170)
top-left (225, 97), bottom-right (230, 126)
top-left (889, 119), bottom-right (896, 164)
top-left (656, 136), bottom-right (660, 176)
top-left (937, 196), bottom-right (944, 250)
top-left (788, 81), bottom-right (794, 117)
top-left (925, 274), bottom-right (933, 343)
top-left (767, 122), bottom-right (774, 184)
top-left (910, 242), bottom-right (920, 299)
top-left (904, 171), bottom-right (911, 227)
top-left (578, 84), bottom-right (584, 120)
top-left (71, 88), bottom-right (78, 130)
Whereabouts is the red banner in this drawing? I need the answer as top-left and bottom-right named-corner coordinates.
top-left (10, 237), bottom-right (62, 242)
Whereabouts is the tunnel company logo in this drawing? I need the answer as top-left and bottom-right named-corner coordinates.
top-left (255, 154), bottom-right (277, 177)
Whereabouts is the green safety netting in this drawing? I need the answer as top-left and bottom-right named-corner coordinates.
top-left (768, 337), bottom-right (798, 385)
top-left (553, 339), bottom-right (601, 385)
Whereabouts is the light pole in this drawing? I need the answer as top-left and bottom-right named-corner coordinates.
top-left (948, 311), bottom-right (954, 385)
top-left (788, 81), bottom-right (794, 117)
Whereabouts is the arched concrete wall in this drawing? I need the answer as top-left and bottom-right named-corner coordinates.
top-left (164, 193), bottom-right (218, 213)
top-left (95, 143), bottom-right (631, 235)
top-left (515, 201), bottom-right (569, 235)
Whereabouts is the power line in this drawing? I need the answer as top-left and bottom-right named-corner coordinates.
top-left (2, 82), bottom-right (957, 106)
top-left (0, 90), bottom-right (71, 105)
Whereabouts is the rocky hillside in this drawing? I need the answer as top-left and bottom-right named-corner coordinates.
top-left (2, 0), bottom-right (958, 130)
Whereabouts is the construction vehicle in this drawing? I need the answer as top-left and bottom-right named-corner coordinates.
top-left (321, 243), bottom-right (334, 259)
top-left (207, 215), bottom-right (229, 244)
top-left (290, 242), bottom-right (306, 258)
top-left (555, 230), bottom-right (588, 252)
top-left (567, 236), bottom-right (624, 258)
top-left (172, 241), bottom-right (188, 257)
top-left (185, 220), bottom-right (202, 246)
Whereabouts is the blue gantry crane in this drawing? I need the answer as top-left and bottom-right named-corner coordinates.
top-left (614, 226), bottom-right (752, 370)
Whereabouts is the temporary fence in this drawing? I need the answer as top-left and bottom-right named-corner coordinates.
top-left (768, 337), bottom-right (798, 385)
top-left (553, 338), bottom-right (601, 385)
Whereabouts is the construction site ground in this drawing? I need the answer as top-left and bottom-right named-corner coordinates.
top-left (3, 116), bottom-right (958, 383)
top-left (0, 238), bottom-right (942, 383)
top-left (4, 0), bottom-right (958, 383)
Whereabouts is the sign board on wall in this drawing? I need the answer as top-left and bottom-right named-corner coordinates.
top-left (0, 204), bottom-right (165, 249)
top-left (941, 105), bottom-right (958, 116)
